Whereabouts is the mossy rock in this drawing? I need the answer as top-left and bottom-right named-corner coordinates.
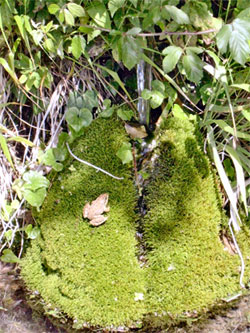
top-left (21, 116), bottom-right (250, 330)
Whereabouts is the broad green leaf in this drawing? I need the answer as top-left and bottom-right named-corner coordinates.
top-left (226, 145), bottom-right (247, 214)
top-left (216, 24), bottom-right (232, 53)
top-left (237, 7), bottom-right (250, 20)
top-left (38, 149), bottom-right (63, 171)
top-left (66, 107), bottom-right (93, 131)
top-left (141, 89), bottom-right (152, 100)
top-left (231, 83), bottom-right (250, 92)
top-left (121, 36), bottom-right (141, 70)
top-left (0, 133), bottom-right (14, 168)
top-left (82, 90), bottom-right (98, 109)
top-left (117, 108), bottom-right (134, 121)
top-left (182, 52), bottom-right (204, 84)
top-left (48, 4), bottom-right (60, 14)
top-left (151, 80), bottom-right (165, 94)
top-left (229, 29), bottom-right (250, 65)
top-left (23, 187), bottom-right (47, 209)
top-left (23, 171), bottom-right (50, 191)
top-left (116, 142), bottom-right (133, 164)
top-left (149, 91), bottom-right (165, 109)
top-left (207, 127), bottom-right (241, 231)
top-left (164, 5), bottom-right (190, 24)
top-left (87, 1), bottom-right (111, 29)
top-left (25, 224), bottom-right (40, 239)
top-left (126, 27), bottom-right (142, 35)
top-left (108, 0), bottom-right (125, 17)
top-left (162, 46), bottom-right (183, 73)
top-left (99, 100), bottom-right (115, 118)
top-left (71, 35), bottom-right (86, 59)
top-left (172, 104), bottom-right (188, 120)
top-left (213, 119), bottom-right (250, 140)
top-left (186, 46), bottom-right (203, 54)
top-left (67, 3), bottom-right (85, 17)
top-left (0, 249), bottom-right (21, 263)
top-left (64, 8), bottom-right (75, 26)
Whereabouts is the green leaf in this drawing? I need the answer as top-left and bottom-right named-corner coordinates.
top-left (117, 108), bottom-right (134, 121)
top-left (23, 171), bottom-right (50, 191)
top-left (172, 104), bottom-right (188, 120)
top-left (108, 0), bottom-right (125, 17)
top-left (0, 249), bottom-right (21, 264)
top-left (7, 136), bottom-right (34, 147)
top-left (116, 142), bottom-right (133, 164)
top-left (216, 24), bottom-right (232, 53)
top-left (126, 27), bottom-right (142, 35)
top-left (129, 0), bottom-right (137, 6)
top-left (242, 109), bottom-right (250, 122)
top-left (121, 36), bottom-right (141, 70)
top-left (25, 224), bottom-right (40, 239)
top-left (67, 3), bottom-right (85, 17)
top-left (87, 1), bottom-right (111, 29)
top-left (149, 91), bottom-right (165, 109)
top-left (38, 149), bottom-right (63, 172)
top-left (162, 46), bottom-right (183, 73)
top-left (213, 120), bottom-right (250, 140)
top-left (151, 80), bottom-right (165, 94)
top-left (64, 8), bottom-right (75, 26)
top-left (0, 133), bottom-right (14, 169)
top-left (182, 52), bottom-right (204, 84)
top-left (231, 83), bottom-right (250, 92)
top-left (164, 5), bottom-right (190, 24)
top-left (82, 90), bottom-right (98, 109)
top-left (48, 4), bottom-right (60, 14)
top-left (229, 29), bottom-right (250, 65)
top-left (23, 187), bottom-right (47, 209)
top-left (66, 107), bottom-right (93, 132)
top-left (71, 35), bottom-right (86, 59)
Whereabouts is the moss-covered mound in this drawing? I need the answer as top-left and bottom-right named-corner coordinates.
top-left (144, 117), bottom-right (250, 319)
top-left (21, 117), bottom-right (146, 328)
top-left (21, 115), bottom-right (250, 330)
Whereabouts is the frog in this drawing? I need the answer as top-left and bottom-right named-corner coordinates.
top-left (83, 193), bottom-right (110, 226)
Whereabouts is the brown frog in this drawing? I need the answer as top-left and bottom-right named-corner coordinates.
top-left (83, 193), bottom-right (110, 226)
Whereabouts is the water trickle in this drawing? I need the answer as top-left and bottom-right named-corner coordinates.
top-left (137, 59), bottom-right (152, 125)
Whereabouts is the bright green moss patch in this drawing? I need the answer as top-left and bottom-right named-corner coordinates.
top-left (21, 115), bottom-right (250, 329)
top-left (144, 117), bottom-right (250, 317)
top-left (21, 117), bottom-right (146, 327)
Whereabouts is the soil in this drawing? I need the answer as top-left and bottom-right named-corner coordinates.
top-left (0, 262), bottom-right (250, 333)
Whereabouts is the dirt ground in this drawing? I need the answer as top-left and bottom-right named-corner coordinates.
top-left (0, 262), bottom-right (250, 333)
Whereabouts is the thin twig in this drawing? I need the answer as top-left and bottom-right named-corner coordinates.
top-left (66, 142), bottom-right (124, 180)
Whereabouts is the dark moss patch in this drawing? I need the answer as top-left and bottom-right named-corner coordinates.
top-left (21, 117), bottom-right (146, 328)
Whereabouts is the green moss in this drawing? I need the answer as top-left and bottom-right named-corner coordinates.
top-left (144, 117), bottom-right (250, 317)
top-left (21, 115), bottom-right (250, 329)
top-left (21, 117), bottom-right (146, 327)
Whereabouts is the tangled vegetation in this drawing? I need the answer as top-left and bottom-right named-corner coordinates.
top-left (0, 0), bottom-right (249, 330)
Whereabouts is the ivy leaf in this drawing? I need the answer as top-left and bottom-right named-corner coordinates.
top-left (216, 24), bottom-right (232, 54)
top-left (121, 36), bottom-right (141, 70)
top-left (23, 187), bottom-right (47, 209)
top-left (164, 5), bottom-right (190, 24)
top-left (229, 22), bottom-right (250, 65)
top-left (99, 99), bottom-right (115, 118)
top-left (117, 108), bottom-right (134, 121)
top-left (67, 3), bottom-right (85, 17)
top-left (66, 107), bottom-right (93, 132)
top-left (182, 51), bottom-right (204, 84)
top-left (71, 35), bottom-right (86, 59)
top-left (25, 225), bottom-right (40, 239)
top-left (116, 142), bottom-right (133, 164)
top-left (64, 8), bottom-right (75, 26)
top-left (87, 1), bottom-right (111, 29)
top-left (82, 90), bottom-right (98, 109)
top-left (38, 149), bottom-right (63, 172)
top-left (149, 91), bottom-right (165, 109)
top-left (23, 171), bottom-right (50, 191)
top-left (108, 0), bottom-right (125, 17)
top-left (0, 249), bottom-right (21, 264)
top-left (162, 46), bottom-right (183, 73)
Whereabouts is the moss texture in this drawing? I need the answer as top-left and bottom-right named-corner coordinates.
top-left (21, 115), bottom-right (250, 329)
top-left (144, 117), bottom-right (250, 318)
top-left (21, 117), bottom-right (146, 328)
